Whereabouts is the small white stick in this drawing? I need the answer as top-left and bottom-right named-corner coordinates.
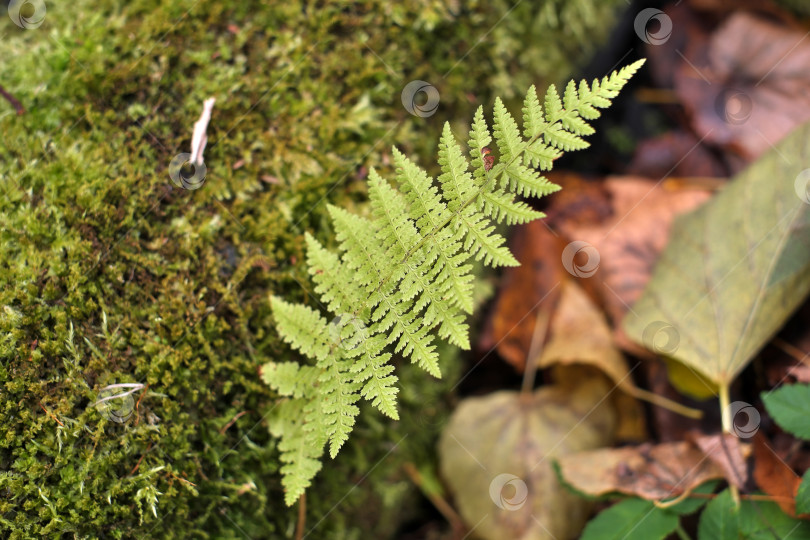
top-left (190, 97), bottom-right (215, 166)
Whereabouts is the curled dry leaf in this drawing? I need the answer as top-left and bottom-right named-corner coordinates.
top-left (537, 279), bottom-right (647, 441)
top-left (438, 377), bottom-right (617, 540)
top-left (557, 440), bottom-right (734, 501)
top-left (752, 432), bottom-right (806, 518)
top-left (537, 280), bottom-right (630, 385)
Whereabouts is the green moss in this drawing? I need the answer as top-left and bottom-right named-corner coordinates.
top-left (0, 0), bottom-right (622, 537)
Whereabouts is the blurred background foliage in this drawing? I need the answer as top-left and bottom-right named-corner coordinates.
top-left (0, 0), bottom-right (624, 537)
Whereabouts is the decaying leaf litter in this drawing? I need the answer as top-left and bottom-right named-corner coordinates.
top-left (438, 2), bottom-right (810, 539)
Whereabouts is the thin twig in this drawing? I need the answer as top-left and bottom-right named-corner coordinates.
top-left (403, 462), bottom-right (465, 534)
top-left (134, 383), bottom-right (149, 426)
top-left (0, 83), bottom-right (24, 115)
top-left (219, 410), bottom-right (249, 435)
top-left (39, 402), bottom-right (64, 426)
top-left (521, 304), bottom-right (553, 395)
top-left (169, 471), bottom-right (197, 488)
top-left (773, 337), bottom-right (810, 364)
top-left (129, 442), bottom-right (153, 476)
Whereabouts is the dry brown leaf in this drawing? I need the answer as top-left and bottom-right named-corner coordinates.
top-left (544, 172), bottom-right (612, 228)
top-left (556, 176), bottom-right (711, 339)
top-left (787, 364), bottom-right (810, 384)
top-left (557, 441), bottom-right (727, 500)
top-left (627, 131), bottom-right (729, 179)
top-left (535, 280), bottom-right (649, 440)
top-left (537, 280), bottom-right (630, 386)
top-left (676, 12), bottom-right (810, 163)
top-left (538, 278), bottom-right (704, 435)
top-left (438, 378), bottom-right (617, 540)
top-left (688, 432), bottom-right (748, 489)
top-left (483, 220), bottom-right (566, 372)
top-left (486, 176), bottom-right (710, 369)
top-left (752, 432), bottom-right (804, 518)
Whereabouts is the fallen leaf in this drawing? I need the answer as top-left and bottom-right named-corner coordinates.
top-left (688, 432), bottom-right (748, 489)
top-left (557, 441), bottom-right (729, 501)
top-left (677, 12), bottom-right (810, 163)
top-left (483, 220), bottom-right (566, 372)
top-left (438, 377), bottom-right (617, 540)
top-left (787, 364), bottom-right (810, 384)
top-left (753, 432), bottom-right (802, 517)
top-left (537, 279), bottom-right (699, 432)
top-left (627, 131), bottom-right (729, 180)
top-left (544, 172), bottom-right (612, 228)
top-left (557, 177), bottom-right (711, 330)
top-left (624, 122), bottom-right (810, 389)
top-left (537, 280), bottom-right (633, 389)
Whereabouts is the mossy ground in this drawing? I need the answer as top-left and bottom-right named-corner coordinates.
top-left (0, 0), bottom-right (622, 537)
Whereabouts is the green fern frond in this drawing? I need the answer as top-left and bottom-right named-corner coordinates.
top-left (264, 59), bottom-right (644, 505)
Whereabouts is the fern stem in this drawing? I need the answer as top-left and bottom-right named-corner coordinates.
top-left (295, 493), bottom-right (306, 540)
